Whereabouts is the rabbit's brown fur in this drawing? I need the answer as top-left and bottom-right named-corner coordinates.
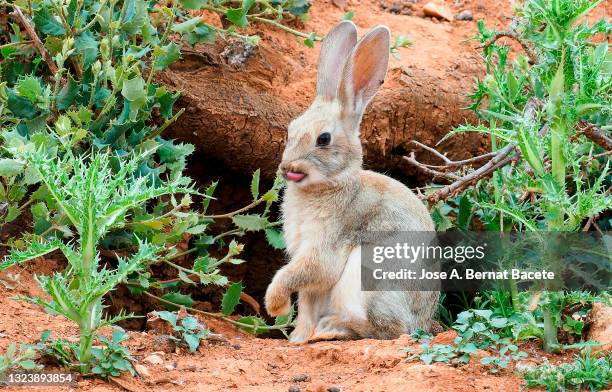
top-left (265, 21), bottom-right (439, 343)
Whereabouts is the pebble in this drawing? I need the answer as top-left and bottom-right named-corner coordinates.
top-left (422, 2), bottom-right (453, 21)
top-left (455, 10), bottom-right (474, 21)
top-left (292, 373), bottom-right (310, 382)
top-left (143, 354), bottom-right (164, 365)
top-left (134, 364), bottom-right (151, 378)
top-left (327, 387), bottom-right (342, 392)
top-left (288, 386), bottom-right (301, 392)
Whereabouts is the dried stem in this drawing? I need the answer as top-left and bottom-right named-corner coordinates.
top-left (480, 31), bottom-right (538, 65)
top-left (9, 6), bottom-right (58, 75)
top-left (577, 120), bottom-right (612, 151)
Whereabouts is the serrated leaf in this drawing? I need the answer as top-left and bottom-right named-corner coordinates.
top-left (232, 214), bottom-right (268, 231)
top-left (33, 5), bottom-right (66, 36)
top-left (236, 315), bottom-right (266, 335)
top-left (265, 228), bottom-right (285, 250)
top-left (186, 224), bottom-right (208, 235)
top-left (7, 89), bottom-right (39, 119)
top-left (57, 75), bottom-right (79, 111)
top-left (161, 292), bottom-right (194, 311)
top-left (17, 75), bottom-right (43, 103)
top-left (0, 158), bottom-right (24, 177)
top-left (178, 0), bottom-right (207, 10)
top-left (221, 282), bottom-right (243, 315)
top-left (172, 17), bottom-right (202, 34)
top-left (250, 169), bottom-right (260, 200)
top-left (154, 42), bottom-right (181, 70)
top-left (225, 0), bottom-right (255, 28)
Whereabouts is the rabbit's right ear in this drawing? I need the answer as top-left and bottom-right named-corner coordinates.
top-left (316, 21), bottom-right (358, 100)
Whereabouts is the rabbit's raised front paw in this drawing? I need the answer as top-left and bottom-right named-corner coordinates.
top-left (265, 282), bottom-right (290, 317)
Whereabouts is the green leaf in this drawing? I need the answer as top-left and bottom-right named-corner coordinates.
top-left (19, 359), bottom-right (37, 370)
top-left (122, 0), bottom-right (148, 35)
top-left (154, 42), bottom-right (181, 70)
top-left (236, 315), bottom-right (266, 335)
top-left (225, 0), bottom-right (255, 28)
top-left (17, 75), bottom-right (43, 103)
top-left (0, 158), bottom-right (24, 177)
top-left (250, 169), bottom-right (260, 200)
top-left (121, 76), bottom-right (145, 102)
top-left (57, 75), bottom-right (79, 111)
top-left (75, 31), bottom-right (99, 68)
top-left (7, 90), bottom-right (39, 119)
top-left (161, 291), bottom-right (194, 311)
top-left (178, 0), bottom-right (207, 10)
top-left (33, 5), bottom-right (67, 36)
top-left (172, 17), bottom-right (202, 34)
top-left (265, 228), bottom-right (285, 250)
top-left (304, 32), bottom-right (317, 48)
top-left (221, 282), bottom-right (243, 316)
top-left (154, 310), bottom-right (178, 327)
top-left (186, 224), bottom-right (208, 235)
top-left (232, 214), bottom-right (268, 231)
top-left (183, 333), bottom-right (201, 352)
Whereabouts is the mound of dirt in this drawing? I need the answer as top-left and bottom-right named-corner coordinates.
top-left (162, 0), bottom-right (509, 180)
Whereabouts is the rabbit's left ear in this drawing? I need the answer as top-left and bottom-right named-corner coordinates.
top-left (338, 26), bottom-right (390, 120)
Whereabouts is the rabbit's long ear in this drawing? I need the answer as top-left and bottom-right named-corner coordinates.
top-left (316, 21), bottom-right (358, 100)
top-left (338, 25), bottom-right (390, 120)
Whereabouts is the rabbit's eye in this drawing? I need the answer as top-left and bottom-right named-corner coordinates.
top-left (316, 132), bottom-right (331, 147)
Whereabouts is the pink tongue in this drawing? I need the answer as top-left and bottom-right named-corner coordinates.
top-left (286, 171), bottom-right (306, 182)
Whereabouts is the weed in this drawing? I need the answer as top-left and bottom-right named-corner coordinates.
top-left (522, 351), bottom-right (612, 391)
top-left (152, 311), bottom-right (209, 353)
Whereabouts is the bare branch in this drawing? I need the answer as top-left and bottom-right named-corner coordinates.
top-left (423, 144), bottom-right (518, 203)
top-left (479, 31), bottom-right (537, 65)
top-left (403, 152), bottom-right (461, 181)
top-left (9, 6), bottom-right (59, 75)
top-left (577, 120), bottom-right (612, 151)
top-left (409, 141), bottom-right (498, 169)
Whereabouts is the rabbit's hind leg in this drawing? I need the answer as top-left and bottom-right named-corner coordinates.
top-left (289, 290), bottom-right (326, 343)
top-left (307, 246), bottom-right (368, 342)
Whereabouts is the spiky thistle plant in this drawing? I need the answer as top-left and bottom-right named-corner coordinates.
top-left (0, 147), bottom-right (195, 373)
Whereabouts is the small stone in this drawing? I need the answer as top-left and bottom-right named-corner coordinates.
top-left (134, 364), bottom-right (151, 378)
top-left (288, 386), bottom-right (301, 392)
top-left (455, 10), bottom-right (473, 21)
top-left (164, 361), bottom-right (177, 371)
top-left (422, 2), bottom-right (453, 21)
top-left (143, 354), bottom-right (164, 365)
top-left (327, 387), bottom-right (342, 392)
top-left (232, 343), bottom-right (241, 350)
top-left (292, 373), bottom-right (310, 382)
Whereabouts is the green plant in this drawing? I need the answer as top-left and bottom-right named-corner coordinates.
top-left (406, 0), bottom-right (611, 353)
top-left (1, 147), bottom-right (193, 373)
top-left (152, 310), bottom-right (209, 353)
top-left (522, 351), bottom-right (612, 391)
top-left (0, 342), bottom-right (39, 380)
top-left (406, 308), bottom-right (527, 372)
top-left (90, 327), bottom-right (135, 378)
top-left (0, 0), bottom-right (296, 361)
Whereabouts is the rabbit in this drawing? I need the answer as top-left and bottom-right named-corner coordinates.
top-left (264, 21), bottom-right (439, 343)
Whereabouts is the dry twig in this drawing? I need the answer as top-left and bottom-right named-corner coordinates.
top-left (9, 6), bottom-right (58, 75)
top-left (479, 31), bottom-right (538, 65)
